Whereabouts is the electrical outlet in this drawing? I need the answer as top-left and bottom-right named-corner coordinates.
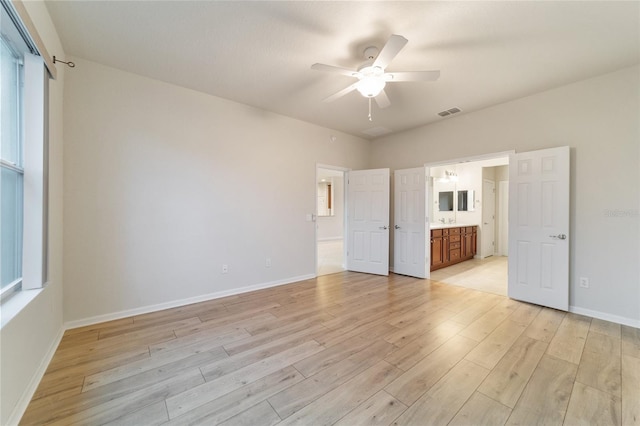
top-left (222, 264), bottom-right (228, 274)
top-left (579, 277), bottom-right (589, 288)
top-left (265, 258), bottom-right (271, 268)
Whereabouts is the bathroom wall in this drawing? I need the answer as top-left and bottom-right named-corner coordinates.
top-left (431, 159), bottom-right (507, 259)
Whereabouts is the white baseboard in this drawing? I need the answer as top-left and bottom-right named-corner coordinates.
top-left (569, 305), bottom-right (640, 328)
top-left (64, 274), bottom-right (316, 330)
top-left (317, 237), bottom-right (343, 242)
top-left (6, 326), bottom-right (64, 426)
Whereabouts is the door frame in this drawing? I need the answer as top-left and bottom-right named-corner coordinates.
top-left (424, 151), bottom-right (514, 168)
top-left (498, 180), bottom-right (509, 256)
top-left (315, 163), bottom-right (349, 277)
top-left (482, 178), bottom-right (496, 258)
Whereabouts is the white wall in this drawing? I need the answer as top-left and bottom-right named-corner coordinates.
top-left (0, 2), bottom-right (65, 425)
top-left (452, 162), bottom-right (483, 228)
top-left (371, 66), bottom-right (640, 325)
top-left (62, 58), bottom-right (370, 324)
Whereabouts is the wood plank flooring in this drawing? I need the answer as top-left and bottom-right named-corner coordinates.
top-left (21, 272), bottom-right (640, 425)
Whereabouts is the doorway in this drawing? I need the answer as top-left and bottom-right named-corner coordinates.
top-left (427, 155), bottom-right (510, 295)
top-left (316, 166), bottom-right (346, 276)
top-left (400, 147), bottom-right (569, 309)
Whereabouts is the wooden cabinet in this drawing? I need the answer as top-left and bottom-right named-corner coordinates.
top-left (463, 226), bottom-right (477, 259)
top-left (430, 225), bottom-right (477, 271)
top-left (431, 229), bottom-right (445, 268)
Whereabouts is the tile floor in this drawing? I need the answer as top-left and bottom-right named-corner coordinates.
top-left (430, 256), bottom-right (508, 296)
top-left (317, 239), bottom-right (345, 276)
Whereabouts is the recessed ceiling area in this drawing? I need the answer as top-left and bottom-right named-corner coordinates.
top-left (45, 1), bottom-right (640, 139)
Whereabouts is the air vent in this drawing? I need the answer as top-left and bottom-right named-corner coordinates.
top-left (438, 107), bottom-right (462, 117)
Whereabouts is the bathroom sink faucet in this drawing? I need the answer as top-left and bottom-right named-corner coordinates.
top-left (439, 218), bottom-right (445, 224)
top-left (448, 218), bottom-right (455, 224)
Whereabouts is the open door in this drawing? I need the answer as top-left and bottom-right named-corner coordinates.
top-left (508, 146), bottom-right (570, 310)
top-left (346, 169), bottom-right (390, 276)
top-left (393, 167), bottom-right (428, 278)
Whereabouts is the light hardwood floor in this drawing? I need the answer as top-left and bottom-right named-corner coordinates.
top-left (21, 272), bottom-right (640, 425)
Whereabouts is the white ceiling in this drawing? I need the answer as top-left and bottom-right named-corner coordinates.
top-left (46, 1), bottom-right (640, 140)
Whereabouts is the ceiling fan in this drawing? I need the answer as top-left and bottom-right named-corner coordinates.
top-left (311, 34), bottom-right (440, 120)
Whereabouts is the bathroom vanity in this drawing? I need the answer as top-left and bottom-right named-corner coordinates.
top-left (430, 224), bottom-right (478, 271)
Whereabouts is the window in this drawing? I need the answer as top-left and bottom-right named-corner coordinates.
top-left (1, 0), bottom-right (47, 302)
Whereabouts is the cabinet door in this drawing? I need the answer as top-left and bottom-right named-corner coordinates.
top-left (472, 228), bottom-right (478, 254)
top-left (464, 233), bottom-right (473, 258)
top-left (431, 236), bottom-right (444, 267)
top-left (442, 235), bottom-right (450, 263)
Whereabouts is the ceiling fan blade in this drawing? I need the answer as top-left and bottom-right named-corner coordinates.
top-left (323, 82), bottom-right (359, 103)
top-left (374, 90), bottom-right (390, 109)
top-left (386, 70), bottom-right (441, 82)
top-left (372, 34), bottom-right (408, 69)
top-left (311, 63), bottom-right (361, 78)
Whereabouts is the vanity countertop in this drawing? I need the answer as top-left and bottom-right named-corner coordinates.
top-left (430, 223), bottom-right (478, 229)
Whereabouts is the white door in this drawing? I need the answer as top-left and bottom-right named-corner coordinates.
top-left (393, 167), bottom-right (428, 278)
top-left (346, 168), bottom-right (390, 276)
top-left (482, 179), bottom-right (496, 258)
top-left (508, 146), bottom-right (570, 311)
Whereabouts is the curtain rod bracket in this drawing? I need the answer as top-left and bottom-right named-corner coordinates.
top-left (53, 56), bottom-right (75, 68)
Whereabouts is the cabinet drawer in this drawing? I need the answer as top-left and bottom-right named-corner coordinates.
top-left (449, 227), bottom-right (461, 235)
top-left (465, 226), bottom-right (474, 233)
top-left (432, 229), bottom-right (443, 237)
top-left (449, 241), bottom-right (461, 250)
top-left (449, 235), bottom-right (461, 243)
top-left (449, 249), bottom-right (461, 260)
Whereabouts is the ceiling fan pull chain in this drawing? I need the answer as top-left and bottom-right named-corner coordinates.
top-left (368, 98), bottom-right (373, 121)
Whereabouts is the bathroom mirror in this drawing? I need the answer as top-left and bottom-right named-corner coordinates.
top-left (317, 181), bottom-right (333, 216)
top-left (438, 191), bottom-right (454, 211)
top-left (457, 189), bottom-right (475, 212)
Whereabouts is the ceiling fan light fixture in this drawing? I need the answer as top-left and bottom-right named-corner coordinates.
top-left (311, 34), bottom-right (441, 111)
top-left (356, 76), bottom-right (386, 98)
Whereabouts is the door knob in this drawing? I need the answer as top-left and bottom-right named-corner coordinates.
top-left (394, 225), bottom-right (401, 229)
top-left (549, 234), bottom-right (567, 240)
top-left (379, 226), bottom-right (388, 230)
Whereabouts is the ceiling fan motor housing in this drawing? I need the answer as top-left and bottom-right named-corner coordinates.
top-left (363, 46), bottom-right (379, 60)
